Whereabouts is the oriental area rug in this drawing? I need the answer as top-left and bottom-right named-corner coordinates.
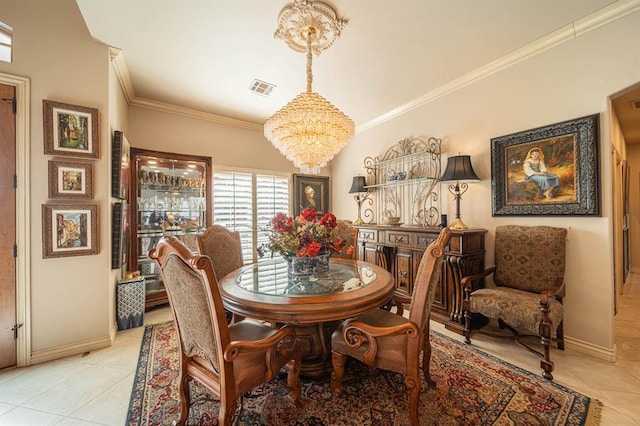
top-left (127, 322), bottom-right (601, 425)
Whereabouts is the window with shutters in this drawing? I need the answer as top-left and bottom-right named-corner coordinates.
top-left (0, 23), bottom-right (12, 63)
top-left (213, 170), bottom-right (290, 264)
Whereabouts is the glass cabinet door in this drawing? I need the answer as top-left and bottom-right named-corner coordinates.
top-left (130, 149), bottom-right (211, 308)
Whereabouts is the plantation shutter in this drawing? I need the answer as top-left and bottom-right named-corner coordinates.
top-left (213, 171), bottom-right (289, 264)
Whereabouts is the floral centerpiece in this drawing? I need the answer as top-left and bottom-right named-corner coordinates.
top-left (258, 208), bottom-right (353, 258)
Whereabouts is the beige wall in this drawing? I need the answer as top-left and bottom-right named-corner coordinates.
top-left (127, 106), bottom-right (296, 173)
top-left (333, 10), bottom-right (640, 353)
top-left (0, 0), bottom-right (112, 358)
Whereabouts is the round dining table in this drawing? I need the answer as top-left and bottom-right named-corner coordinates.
top-left (219, 257), bottom-right (394, 377)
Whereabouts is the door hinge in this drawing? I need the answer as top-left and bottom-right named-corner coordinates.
top-left (13, 174), bottom-right (17, 188)
top-left (13, 243), bottom-right (17, 258)
top-left (11, 324), bottom-right (23, 339)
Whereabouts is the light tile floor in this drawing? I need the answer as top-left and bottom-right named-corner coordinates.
top-left (0, 278), bottom-right (639, 425)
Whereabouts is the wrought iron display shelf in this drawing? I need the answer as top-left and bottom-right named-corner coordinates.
top-left (362, 136), bottom-right (442, 227)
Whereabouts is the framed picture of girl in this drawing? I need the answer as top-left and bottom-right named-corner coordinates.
top-left (491, 114), bottom-right (600, 216)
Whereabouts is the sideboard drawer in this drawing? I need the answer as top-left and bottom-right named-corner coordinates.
top-left (358, 229), bottom-right (378, 243)
top-left (385, 231), bottom-right (411, 247)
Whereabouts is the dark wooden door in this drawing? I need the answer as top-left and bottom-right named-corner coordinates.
top-left (0, 83), bottom-right (17, 369)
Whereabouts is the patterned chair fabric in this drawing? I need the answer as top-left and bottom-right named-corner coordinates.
top-left (461, 225), bottom-right (567, 380)
top-left (197, 225), bottom-right (244, 281)
top-left (149, 236), bottom-right (301, 425)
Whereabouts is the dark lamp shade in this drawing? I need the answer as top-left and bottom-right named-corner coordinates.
top-left (349, 176), bottom-right (367, 193)
top-left (440, 155), bottom-right (480, 182)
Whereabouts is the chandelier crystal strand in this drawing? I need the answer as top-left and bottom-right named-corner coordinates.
top-left (264, 0), bottom-right (354, 174)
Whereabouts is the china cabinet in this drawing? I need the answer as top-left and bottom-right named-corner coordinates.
top-left (129, 148), bottom-right (211, 309)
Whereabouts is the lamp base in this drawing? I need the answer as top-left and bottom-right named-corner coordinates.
top-left (449, 218), bottom-right (468, 230)
top-left (353, 217), bottom-right (363, 225)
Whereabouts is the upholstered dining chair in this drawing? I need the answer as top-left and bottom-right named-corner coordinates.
top-left (330, 227), bottom-right (450, 426)
top-left (196, 225), bottom-right (244, 281)
top-left (460, 225), bottom-right (567, 380)
top-left (149, 236), bottom-right (301, 426)
top-left (197, 225), bottom-right (244, 323)
top-left (330, 221), bottom-right (358, 259)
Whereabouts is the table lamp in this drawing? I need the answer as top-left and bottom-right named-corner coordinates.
top-left (440, 155), bottom-right (479, 230)
top-left (349, 176), bottom-right (371, 225)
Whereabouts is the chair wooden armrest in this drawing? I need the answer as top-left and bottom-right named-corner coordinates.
top-left (223, 326), bottom-right (298, 361)
top-left (342, 319), bottom-right (419, 365)
top-left (460, 266), bottom-right (497, 289)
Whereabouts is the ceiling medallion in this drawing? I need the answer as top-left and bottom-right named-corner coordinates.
top-left (264, 0), bottom-right (355, 174)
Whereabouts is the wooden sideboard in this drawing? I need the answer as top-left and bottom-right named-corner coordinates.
top-left (355, 225), bottom-right (487, 333)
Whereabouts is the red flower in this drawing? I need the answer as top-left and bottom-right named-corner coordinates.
top-left (305, 241), bottom-right (322, 257)
top-left (272, 212), bottom-right (293, 233)
top-left (300, 208), bottom-right (318, 222)
top-left (320, 213), bottom-right (337, 228)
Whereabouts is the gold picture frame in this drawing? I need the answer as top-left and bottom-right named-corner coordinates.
top-left (42, 204), bottom-right (99, 258)
top-left (43, 99), bottom-right (99, 159)
top-left (48, 160), bottom-right (93, 199)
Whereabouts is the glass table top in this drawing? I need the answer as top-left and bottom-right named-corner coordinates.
top-left (233, 257), bottom-right (378, 297)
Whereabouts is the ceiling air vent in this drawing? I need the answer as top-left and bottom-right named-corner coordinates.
top-left (632, 99), bottom-right (640, 110)
top-left (249, 79), bottom-right (276, 97)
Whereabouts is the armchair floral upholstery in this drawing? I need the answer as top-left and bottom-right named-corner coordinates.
top-left (330, 221), bottom-right (358, 259)
top-left (461, 225), bottom-right (566, 380)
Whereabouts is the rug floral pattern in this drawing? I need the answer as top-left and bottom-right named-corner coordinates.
top-left (127, 322), bottom-right (601, 425)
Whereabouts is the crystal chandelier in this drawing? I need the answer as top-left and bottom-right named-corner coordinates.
top-left (264, 0), bottom-right (355, 174)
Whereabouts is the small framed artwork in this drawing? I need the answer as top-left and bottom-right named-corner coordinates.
top-left (491, 113), bottom-right (600, 216)
top-left (43, 99), bottom-right (99, 159)
top-left (111, 130), bottom-right (131, 200)
top-left (293, 174), bottom-right (330, 216)
top-left (48, 160), bottom-right (93, 199)
top-left (42, 204), bottom-right (99, 258)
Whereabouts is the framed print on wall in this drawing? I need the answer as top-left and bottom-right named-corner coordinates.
top-left (293, 174), bottom-right (329, 216)
top-left (43, 99), bottom-right (99, 159)
top-left (48, 160), bottom-right (93, 199)
top-left (491, 113), bottom-right (600, 216)
top-left (42, 204), bottom-right (99, 258)
top-left (111, 130), bottom-right (131, 200)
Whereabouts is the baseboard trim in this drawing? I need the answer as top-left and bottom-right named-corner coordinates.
top-left (564, 336), bottom-right (617, 362)
top-left (30, 335), bottom-right (113, 365)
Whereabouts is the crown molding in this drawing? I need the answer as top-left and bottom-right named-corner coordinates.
top-left (109, 47), bottom-right (263, 132)
top-left (108, 0), bottom-right (640, 135)
top-left (356, 0), bottom-right (640, 134)
top-left (129, 97), bottom-right (264, 132)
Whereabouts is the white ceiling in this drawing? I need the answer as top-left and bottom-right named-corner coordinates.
top-left (75, 0), bottom-right (638, 141)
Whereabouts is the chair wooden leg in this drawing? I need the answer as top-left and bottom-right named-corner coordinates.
top-left (422, 337), bottom-right (436, 387)
top-left (539, 299), bottom-right (554, 380)
top-left (219, 396), bottom-right (238, 426)
top-left (330, 351), bottom-right (346, 395)
top-left (285, 356), bottom-right (302, 405)
top-left (174, 369), bottom-right (189, 425)
top-left (407, 378), bottom-right (420, 426)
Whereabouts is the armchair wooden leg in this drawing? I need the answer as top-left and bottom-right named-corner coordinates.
top-left (174, 370), bottom-right (189, 425)
top-left (407, 378), bottom-right (420, 426)
top-left (330, 351), bottom-right (346, 396)
top-left (539, 299), bottom-right (554, 380)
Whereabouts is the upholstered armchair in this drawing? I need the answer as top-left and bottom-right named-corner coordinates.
top-left (330, 221), bottom-right (358, 259)
top-left (149, 236), bottom-right (301, 426)
top-left (461, 225), bottom-right (566, 380)
top-left (330, 227), bottom-right (450, 426)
